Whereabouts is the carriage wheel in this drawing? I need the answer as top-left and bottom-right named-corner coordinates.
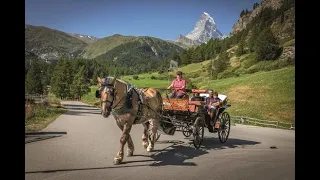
top-left (192, 117), bottom-right (205, 149)
top-left (218, 112), bottom-right (231, 143)
top-left (182, 123), bottom-right (192, 137)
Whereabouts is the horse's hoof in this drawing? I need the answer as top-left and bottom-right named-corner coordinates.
top-left (113, 158), bottom-right (122, 165)
top-left (142, 142), bottom-right (148, 149)
top-left (126, 149), bottom-right (134, 157)
top-left (147, 145), bottom-right (154, 152)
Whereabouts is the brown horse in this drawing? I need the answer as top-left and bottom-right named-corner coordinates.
top-left (97, 76), bottom-right (163, 165)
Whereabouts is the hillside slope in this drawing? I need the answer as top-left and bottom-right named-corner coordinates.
top-left (94, 36), bottom-right (184, 74)
top-left (81, 34), bottom-right (138, 59)
top-left (116, 63), bottom-right (294, 122)
top-left (25, 24), bottom-right (87, 60)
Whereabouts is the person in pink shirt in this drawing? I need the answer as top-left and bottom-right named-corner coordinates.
top-left (167, 71), bottom-right (187, 98)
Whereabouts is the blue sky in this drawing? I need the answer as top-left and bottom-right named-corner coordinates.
top-left (25, 0), bottom-right (261, 40)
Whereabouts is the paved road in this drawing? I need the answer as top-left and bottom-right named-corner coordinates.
top-left (25, 101), bottom-right (295, 180)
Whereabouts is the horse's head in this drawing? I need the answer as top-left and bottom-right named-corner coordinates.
top-left (96, 76), bottom-right (118, 118)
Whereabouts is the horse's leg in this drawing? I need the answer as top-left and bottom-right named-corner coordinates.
top-left (126, 134), bottom-right (134, 157)
top-left (142, 122), bottom-right (149, 149)
top-left (114, 123), bottom-right (132, 165)
top-left (147, 118), bottom-right (158, 152)
top-left (116, 122), bottom-right (134, 157)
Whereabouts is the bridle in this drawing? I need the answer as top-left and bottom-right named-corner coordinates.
top-left (100, 84), bottom-right (116, 107)
top-left (99, 77), bottom-right (125, 112)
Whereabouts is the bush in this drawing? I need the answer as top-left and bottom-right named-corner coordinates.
top-left (150, 75), bottom-right (156, 79)
top-left (132, 75), bottom-right (139, 80)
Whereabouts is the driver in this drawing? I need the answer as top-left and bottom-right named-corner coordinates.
top-left (167, 71), bottom-right (186, 98)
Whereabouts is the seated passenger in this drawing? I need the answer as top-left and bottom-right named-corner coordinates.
top-left (205, 90), bottom-right (222, 125)
top-left (167, 71), bottom-right (186, 99)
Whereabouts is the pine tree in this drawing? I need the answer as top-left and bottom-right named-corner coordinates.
top-left (255, 27), bottom-right (283, 61)
top-left (50, 58), bottom-right (73, 99)
top-left (248, 26), bottom-right (259, 52)
top-left (25, 60), bottom-right (43, 94)
top-left (70, 65), bottom-right (90, 100)
top-left (236, 40), bottom-right (246, 56)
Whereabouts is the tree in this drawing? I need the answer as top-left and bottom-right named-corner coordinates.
top-left (25, 59), bottom-right (43, 94)
top-left (240, 10), bottom-right (245, 17)
top-left (214, 53), bottom-right (230, 73)
top-left (70, 65), bottom-right (90, 100)
top-left (50, 58), bottom-right (73, 99)
top-left (255, 27), bottom-right (283, 61)
top-left (236, 40), bottom-right (246, 56)
top-left (248, 25), bottom-right (259, 52)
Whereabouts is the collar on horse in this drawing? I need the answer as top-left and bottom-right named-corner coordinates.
top-left (108, 81), bottom-right (145, 124)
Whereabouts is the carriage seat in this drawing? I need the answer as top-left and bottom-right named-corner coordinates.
top-left (199, 93), bottom-right (228, 105)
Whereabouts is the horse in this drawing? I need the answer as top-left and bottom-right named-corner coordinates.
top-left (96, 76), bottom-right (163, 165)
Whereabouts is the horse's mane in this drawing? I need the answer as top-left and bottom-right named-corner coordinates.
top-left (105, 76), bottom-right (128, 85)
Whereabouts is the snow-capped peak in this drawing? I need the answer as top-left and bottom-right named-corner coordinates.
top-left (184, 12), bottom-right (223, 43)
top-left (203, 12), bottom-right (210, 16)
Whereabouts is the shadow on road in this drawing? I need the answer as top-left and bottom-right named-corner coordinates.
top-left (200, 137), bottom-right (261, 150)
top-left (65, 107), bottom-right (99, 111)
top-left (25, 131), bottom-right (67, 136)
top-left (25, 138), bottom-right (260, 173)
top-left (61, 103), bottom-right (101, 116)
top-left (25, 132), bottom-right (67, 144)
top-left (63, 104), bottom-right (97, 108)
top-left (149, 138), bottom-right (260, 167)
top-left (25, 163), bottom-right (153, 174)
top-left (64, 110), bottom-right (102, 116)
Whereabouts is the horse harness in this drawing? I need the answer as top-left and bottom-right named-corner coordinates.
top-left (100, 78), bottom-right (150, 124)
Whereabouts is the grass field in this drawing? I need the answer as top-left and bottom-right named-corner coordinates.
top-left (82, 65), bottom-right (295, 123)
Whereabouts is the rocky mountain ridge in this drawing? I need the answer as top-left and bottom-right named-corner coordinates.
top-left (232, 0), bottom-right (282, 34)
top-left (176, 12), bottom-right (225, 46)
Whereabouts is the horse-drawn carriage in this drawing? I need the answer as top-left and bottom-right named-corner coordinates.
top-left (95, 76), bottom-right (231, 164)
top-left (156, 89), bottom-right (231, 148)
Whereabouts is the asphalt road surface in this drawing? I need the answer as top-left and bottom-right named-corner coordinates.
top-left (25, 101), bottom-right (295, 180)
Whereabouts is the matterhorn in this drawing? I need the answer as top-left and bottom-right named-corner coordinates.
top-left (176, 12), bottom-right (225, 46)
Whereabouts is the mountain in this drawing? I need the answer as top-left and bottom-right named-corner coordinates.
top-left (232, 0), bottom-right (283, 34)
top-left (81, 34), bottom-right (138, 59)
top-left (94, 36), bottom-right (184, 74)
top-left (176, 35), bottom-right (201, 47)
top-left (67, 33), bottom-right (99, 44)
top-left (25, 25), bottom-right (184, 74)
top-left (176, 12), bottom-right (224, 46)
top-left (186, 12), bottom-right (224, 42)
top-left (25, 24), bottom-right (88, 60)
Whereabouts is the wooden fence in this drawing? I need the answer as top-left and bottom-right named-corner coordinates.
top-left (25, 94), bottom-right (50, 103)
top-left (230, 116), bottom-right (295, 130)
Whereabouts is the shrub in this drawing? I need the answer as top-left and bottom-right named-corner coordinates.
top-left (132, 75), bottom-right (139, 80)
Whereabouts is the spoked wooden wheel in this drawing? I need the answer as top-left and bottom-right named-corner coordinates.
top-left (182, 123), bottom-right (192, 137)
top-left (192, 117), bottom-right (205, 149)
top-left (218, 112), bottom-right (231, 143)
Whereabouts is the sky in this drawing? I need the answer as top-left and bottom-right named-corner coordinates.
top-left (25, 0), bottom-right (261, 40)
